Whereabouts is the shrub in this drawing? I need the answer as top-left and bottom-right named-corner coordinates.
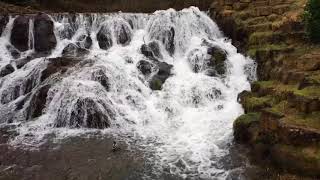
top-left (304, 0), bottom-right (320, 42)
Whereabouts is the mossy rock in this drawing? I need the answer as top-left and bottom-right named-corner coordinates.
top-left (149, 78), bottom-right (163, 91)
top-left (234, 112), bottom-right (261, 143)
top-left (271, 144), bottom-right (320, 177)
top-left (207, 46), bottom-right (227, 76)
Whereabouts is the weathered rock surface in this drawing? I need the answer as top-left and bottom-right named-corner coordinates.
top-left (34, 13), bottom-right (57, 53)
top-left (10, 15), bottom-right (29, 52)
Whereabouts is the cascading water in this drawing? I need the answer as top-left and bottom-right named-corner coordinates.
top-left (0, 7), bottom-right (256, 179)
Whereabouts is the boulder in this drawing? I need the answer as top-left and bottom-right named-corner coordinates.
top-left (40, 57), bottom-right (81, 82)
top-left (233, 112), bottom-right (261, 144)
top-left (0, 64), bottom-right (15, 77)
top-left (149, 61), bottom-right (173, 90)
top-left (97, 26), bottom-right (113, 50)
top-left (0, 15), bottom-right (9, 36)
top-left (55, 98), bottom-right (112, 129)
top-left (207, 46), bottom-right (227, 76)
top-left (62, 43), bottom-right (89, 57)
top-left (140, 41), bottom-right (163, 60)
top-left (116, 24), bottom-right (132, 45)
top-left (91, 68), bottom-right (110, 91)
top-left (10, 15), bottom-right (30, 52)
top-left (26, 84), bottom-right (51, 120)
top-left (34, 13), bottom-right (57, 53)
top-left (137, 60), bottom-right (154, 76)
top-left (6, 45), bottom-right (20, 59)
top-left (76, 34), bottom-right (92, 49)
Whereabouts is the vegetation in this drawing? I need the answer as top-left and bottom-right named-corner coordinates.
top-left (304, 0), bottom-right (320, 42)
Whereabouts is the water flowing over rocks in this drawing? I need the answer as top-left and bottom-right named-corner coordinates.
top-left (0, 8), bottom-right (256, 179)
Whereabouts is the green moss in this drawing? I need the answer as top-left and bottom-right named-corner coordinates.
top-left (150, 79), bottom-right (163, 90)
top-left (284, 111), bottom-right (320, 129)
top-left (243, 96), bottom-right (271, 112)
top-left (234, 112), bottom-right (261, 127)
top-left (248, 31), bottom-right (282, 45)
top-left (304, 0), bottom-right (320, 42)
top-left (295, 86), bottom-right (320, 98)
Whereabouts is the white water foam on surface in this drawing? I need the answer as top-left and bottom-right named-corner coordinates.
top-left (0, 7), bottom-right (256, 179)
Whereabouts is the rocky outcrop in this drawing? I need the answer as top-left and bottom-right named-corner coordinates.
top-left (33, 13), bottom-right (57, 53)
top-left (10, 15), bottom-right (30, 52)
top-left (210, 0), bottom-right (320, 177)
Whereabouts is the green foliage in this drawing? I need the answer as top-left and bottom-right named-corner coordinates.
top-left (304, 0), bottom-right (320, 42)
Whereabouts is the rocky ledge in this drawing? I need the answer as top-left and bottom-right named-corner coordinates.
top-left (209, 0), bottom-right (320, 177)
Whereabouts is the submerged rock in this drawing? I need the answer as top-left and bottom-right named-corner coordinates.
top-left (34, 13), bottom-right (57, 53)
top-left (0, 64), bottom-right (15, 77)
top-left (207, 46), bottom-right (227, 76)
top-left (149, 61), bottom-right (173, 90)
top-left (62, 43), bottom-right (89, 57)
top-left (140, 41), bottom-right (163, 60)
top-left (6, 44), bottom-right (20, 59)
top-left (76, 34), bottom-right (92, 49)
top-left (137, 60), bottom-right (154, 76)
top-left (97, 26), bottom-right (113, 50)
top-left (10, 15), bottom-right (29, 52)
top-left (91, 68), bottom-right (110, 91)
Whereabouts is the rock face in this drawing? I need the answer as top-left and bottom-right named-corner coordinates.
top-left (137, 60), bottom-right (154, 76)
top-left (97, 26), bottom-right (113, 50)
top-left (10, 15), bottom-right (30, 52)
top-left (34, 13), bottom-right (57, 53)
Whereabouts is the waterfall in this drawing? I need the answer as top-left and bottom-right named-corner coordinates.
top-left (0, 7), bottom-right (256, 179)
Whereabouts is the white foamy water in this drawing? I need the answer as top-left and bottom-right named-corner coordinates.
top-left (0, 7), bottom-right (256, 179)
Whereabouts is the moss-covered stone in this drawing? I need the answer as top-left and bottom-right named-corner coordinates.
top-left (233, 112), bottom-right (261, 143)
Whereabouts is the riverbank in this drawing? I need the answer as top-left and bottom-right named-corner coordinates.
top-left (209, 0), bottom-right (320, 178)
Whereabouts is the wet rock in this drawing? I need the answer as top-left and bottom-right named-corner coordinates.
top-left (10, 15), bottom-right (30, 52)
top-left (116, 24), bottom-right (132, 45)
top-left (62, 43), bottom-right (89, 57)
top-left (26, 85), bottom-right (51, 120)
top-left (16, 56), bottom-right (33, 69)
top-left (149, 61), bottom-right (173, 90)
top-left (34, 13), bottom-right (57, 53)
top-left (97, 26), bottom-right (113, 50)
top-left (187, 48), bottom-right (206, 73)
top-left (140, 44), bottom-right (154, 59)
top-left (55, 98), bottom-right (113, 129)
top-left (40, 57), bottom-right (81, 82)
top-left (6, 45), bottom-right (20, 59)
top-left (0, 85), bottom-right (20, 104)
top-left (140, 41), bottom-right (163, 60)
top-left (91, 68), bottom-right (110, 91)
top-left (207, 46), bottom-right (227, 76)
top-left (0, 15), bottom-right (9, 36)
top-left (0, 64), bottom-right (15, 77)
top-left (76, 34), bottom-right (92, 49)
top-left (155, 27), bottom-right (175, 56)
top-left (137, 60), bottom-right (154, 76)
